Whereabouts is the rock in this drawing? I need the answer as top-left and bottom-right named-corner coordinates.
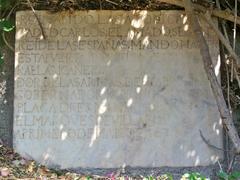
top-left (0, 167), bottom-right (10, 177)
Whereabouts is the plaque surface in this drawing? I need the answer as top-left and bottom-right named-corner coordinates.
top-left (14, 10), bottom-right (222, 168)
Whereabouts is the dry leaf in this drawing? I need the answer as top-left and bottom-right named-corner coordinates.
top-left (38, 166), bottom-right (50, 175)
top-left (27, 161), bottom-right (35, 173)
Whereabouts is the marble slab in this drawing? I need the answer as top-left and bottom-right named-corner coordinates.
top-left (14, 10), bottom-right (222, 168)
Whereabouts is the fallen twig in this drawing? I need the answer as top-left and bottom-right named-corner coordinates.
top-left (99, 0), bottom-right (102, 10)
top-left (2, 32), bottom-right (14, 52)
top-left (217, 160), bottom-right (223, 171)
top-left (202, 13), bottom-right (240, 65)
top-left (158, 0), bottom-right (240, 25)
top-left (215, 0), bottom-right (240, 91)
top-left (199, 130), bottom-right (232, 152)
top-left (227, 153), bottom-right (236, 173)
top-left (105, 0), bottom-right (119, 6)
top-left (234, 68), bottom-right (240, 89)
top-left (26, 0), bottom-right (46, 40)
top-left (1, 2), bottom-right (19, 52)
top-left (233, 0), bottom-right (238, 52)
top-left (226, 60), bottom-right (232, 113)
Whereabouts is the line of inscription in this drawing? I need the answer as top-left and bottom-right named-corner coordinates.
top-left (16, 39), bottom-right (200, 51)
top-left (20, 26), bottom-right (193, 39)
top-left (18, 13), bottom-right (184, 26)
top-left (15, 76), bottom-right (153, 87)
top-left (14, 127), bottom-right (168, 140)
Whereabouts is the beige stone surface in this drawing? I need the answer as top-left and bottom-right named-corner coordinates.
top-left (14, 10), bottom-right (222, 168)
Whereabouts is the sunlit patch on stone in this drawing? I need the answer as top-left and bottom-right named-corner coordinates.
top-left (98, 99), bottom-right (107, 114)
top-left (61, 131), bottom-right (68, 140)
top-left (143, 74), bottom-right (148, 85)
top-left (127, 98), bottom-right (133, 107)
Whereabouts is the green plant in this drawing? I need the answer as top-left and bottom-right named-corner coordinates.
top-left (181, 172), bottom-right (209, 180)
top-left (142, 174), bottom-right (173, 180)
top-left (159, 173), bottom-right (173, 180)
top-left (218, 171), bottom-right (240, 180)
top-left (0, 0), bottom-right (15, 66)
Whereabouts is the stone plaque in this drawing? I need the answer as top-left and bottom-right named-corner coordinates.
top-left (14, 10), bottom-right (222, 168)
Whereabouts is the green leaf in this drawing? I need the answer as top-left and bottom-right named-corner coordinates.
top-left (165, 173), bottom-right (173, 180)
top-left (218, 171), bottom-right (229, 180)
top-left (149, 176), bottom-right (154, 180)
top-left (229, 171), bottom-right (240, 180)
top-left (0, 0), bottom-right (11, 10)
top-left (0, 53), bottom-right (4, 65)
top-left (182, 173), bottom-right (190, 179)
top-left (86, 176), bottom-right (92, 180)
top-left (0, 19), bottom-right (14, 32)
top-left (189, 173), bottom-right (198, 180)
top-left (182, 172), bottom-right (208, 180)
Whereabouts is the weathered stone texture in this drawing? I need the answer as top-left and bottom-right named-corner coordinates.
top-left (14, 10), bottom-right (222, 168)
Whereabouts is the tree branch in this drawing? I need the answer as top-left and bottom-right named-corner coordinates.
top-left (158, 0), bottom-right (240, 25)
top-left (201, 13), bottom-right (240, 65)
top-left (199, 130), bottom-right (233, 152)
top-left (27, 0), bottom-right (46, 40)
top-left (184, 0), bottom-right (240, 154)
